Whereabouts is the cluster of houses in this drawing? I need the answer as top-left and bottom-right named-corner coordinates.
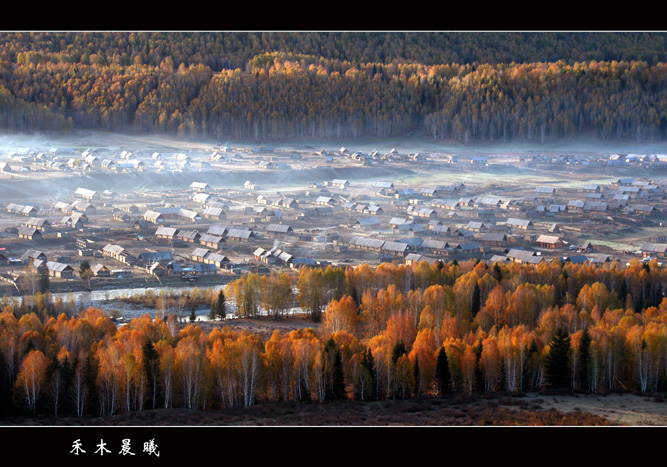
top-left (252, 246), bottom-right (323, 269)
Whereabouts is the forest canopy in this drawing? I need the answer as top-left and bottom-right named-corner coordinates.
top-left (3, 257), bottom-right (667, 419)
top-left (1, 31), bottom-right (667, 142)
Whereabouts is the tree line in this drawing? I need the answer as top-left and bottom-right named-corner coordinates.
top-left (3, 32), bottom-right (667, 71)
top-left (3, 257), bottom-right (667, 418)
top-left (1, 32), bottom-right (667, 142)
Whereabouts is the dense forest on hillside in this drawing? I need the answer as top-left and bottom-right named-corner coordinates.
top-left (3, 257), bottom-right (667, 419)
top-left (1, 31), bottom-right (667, 142)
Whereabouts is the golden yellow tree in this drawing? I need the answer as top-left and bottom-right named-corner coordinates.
top-left (15, 349), bottom-right (49, 413)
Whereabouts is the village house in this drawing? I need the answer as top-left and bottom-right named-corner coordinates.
top-left (431, 225), bottom-right (452, 236)
top-left (155, 226), bottom-right (179, 240)
top-left (199, 234), bottom-right (226, 249)
top-left (421, 238), bottom-right (450, 255)
top-left (506, 249), bottom-right (544, 264)
top-left (6, 203), bottom-right (37, 216)
top-left (536, 234), bottom-right (564, 249)
top-left (640, 243), bottom-right (667, 258)
top-left (25, 217), bottom-right (51, 232)
top-left (474, 197), bottom-right (502, 208)
top-left (348, 236), bottom-right (385, 252)
top-left (113, 211), bottom-right (131, 223)
top-left (194, 263), bottom-right (217, 275)
top-left (482, 232), bottom-right (508, 247)
top-left (432, 199), bottom-right (461, 210)
top-left (254, 247), bottom-right (277, 264)
top-left (92, 263), bottom-right (111, 277)
top-left (466, 221), bottom-right (488, 233)
top-left (404, 253), bottom-right (424, 265)
top-left (326, 179), bottom-right (350, 189)
top-left (632, 205), bottom-right (658, 215)
top-left (67, 200), bottom-right (96, 215)
top-left (394, 188), bottom-right (416, 198)
top-left (204, 253), bottom-right (230, 268)
top-left (21, 249), bottom-right (47, 264)
top-left (583, 201), bottom-right (609, 213)
top-left (267, 224), bottom-right (294, 235)
top-left (451, 242), bottom-right (482, 255)
top-left (316, 196), bottom-right (335, 206)
top-left (62, 213), bottom-right (88, 229)
top-left (373, 181), bottom-right (395, 191)
top-left (18, 227), bottom-right (42, 240)
top-left (506, 218), bottom-right (534, 230)
top-left (74, 187), bottom-right (99, 200)
top-left (206, 225), bottom-right (228, 237)
top-left (226, 228), bottom-right (255, 242)
top-left (202, 206), bottom-right (225, 220)
top-left (381, 241), bottom-right (409, 257)
top-left (176, 230), bottom-right (201, 243)
top-left (34, 260), bottom-right (75, 279)
top-left (290, 258), bottom-right (318, 269)
top-left (414, 208), bottom-right (438, 218)
top-left (355, 217), bottom-right (381, 230)
top-left (190, 182), bottom-right (209, 192)
top-left (101, 244), bottom-right (136, 265)
top-left (192, 193), bottom-right (211, 204)
top-left (191, 248), bottom-right (211, 263)
top-left (138, 251), bottom-right (173, 266)
top-left (452, 229), bottom-right (475, 241)
top-left (435, 183), bottom-right (465, 194)
top-left (394, 223), bottom-right (425, 235)
top-left (143, 210), bottom-right (164, 224)
top-left (147, 262), bottom-right (167, 277)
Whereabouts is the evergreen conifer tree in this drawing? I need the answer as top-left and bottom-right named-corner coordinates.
top-left (578, 328), bottom-right (592, 392)
top-left (391, 341), bottom-right (407, 365)
top-left (546, 327), bottom-right (572, 390)
top-left (413, 356), bottom-right (421, 398)
top-left (434, 346), bottom-right (452, 396)
top-left (471, 283), bottom-right (481, 317)
top-left (142, 341), bottom-right (160, 409)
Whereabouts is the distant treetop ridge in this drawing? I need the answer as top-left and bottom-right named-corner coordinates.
top-left (1, 31), bottom-right (667, 142)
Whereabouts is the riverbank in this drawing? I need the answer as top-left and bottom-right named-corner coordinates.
top-left (0, 272), bottom-right (236, 298)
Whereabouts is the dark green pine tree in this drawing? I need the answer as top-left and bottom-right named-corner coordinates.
top-left (209, 298), bottom-right (217, 321)
top-left (331, 346), bottom-right (346, 401)
top-left (545, 327), bottom-right (572, 390)
top-left (618, 277), bottom-right (628, 305)
top-left (522, 339), bottom-right (538, 393)
top-left (522, 339), bottom-right (540, 393)
top-left (324, 338), bottom-right (346, 401)
top-left (471, 283), bottom-right (481, 317)
top-left (359, 346), bottom-right (378, 401)
top-left (215, 289), bottom-right (226, 320)
top-left (493, 262), bottom-right (502, 282)
top-left (413, 356), bottom-right (421, 398)
top-left (189, 305), bottom-right (196, 323)
top-left (84, 352), bottom-right (99, 417)
top-left (391, 340), bottom-right (407, 365)
top-left (473, 341), bottom-right (484, 393)
top-left (0, 350), bottom-right (10, 417)
top-left (434, 346), bottom-right (452, 396)
top-left (142, 341), bottom-right (160, 409)
top-left (577, 328), bottom-right (592, 393)
top-left (56, 355), bottom-right (73, 417)
top-left (38, 268), bottom-right (50, 294)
